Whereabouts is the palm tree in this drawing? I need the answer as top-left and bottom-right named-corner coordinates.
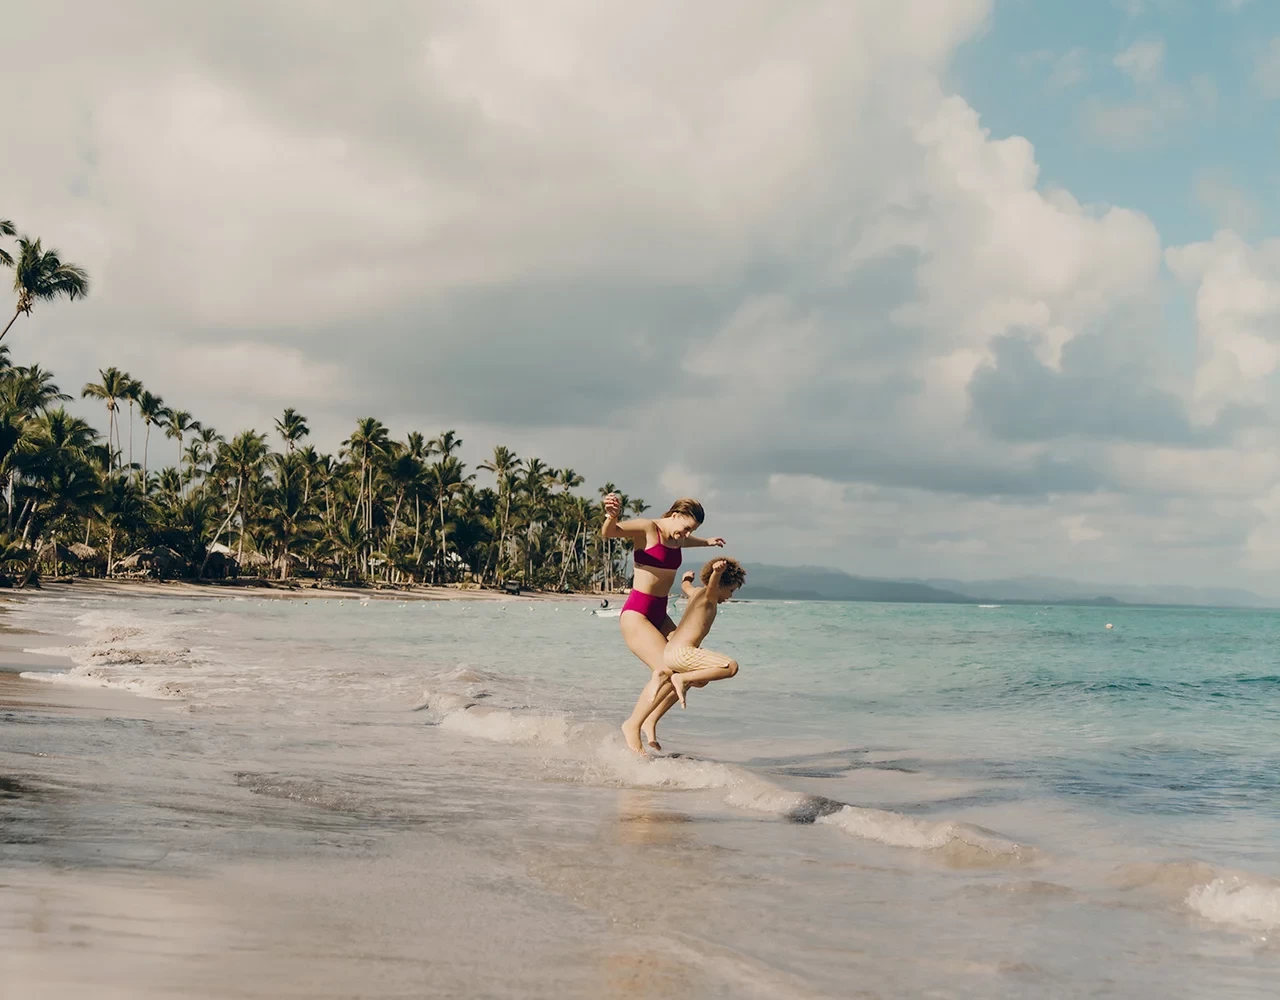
top-left (274, 407), bottom-right (310, 453)
top-left (0, 344), bottom-right (622, 590)
top-left (384, 448), bottom-right (425, 547)
top-left (518, 459), bottom-right (553, 584)
top-left (202, 430), bottom-right (268, 573)
top-left (0, 219), bottom-right (15, 269)
top-left (1, 237), bottom-right (89, 343)
top-left (260, 452), bottom-right (320, 579)
top-left (429, 454), bottom-right (474, 584)
top-left (342, 418), bottom-right (390, 539)
top-left (122, 376), bottom-right (142, 471)
top-left (322, 515), bottom-right (367, 581)
top-left (7, 364), bottom-right (69, 412)
top-left (18, 408), bottom-right (101, 552)
top-left (138, 391), bottom-right (168, 480)
top-left (81, 367), bottom-right (132, 469)
top-left (28, 406), bottom-right (97, 459)
top-left (164, 409), bottom-right (199, 477)
top-left (556, 467), bottom-right (584, 493)
top-left (597, 482), bottom-right (619, 590)
top-left (479, 445), bottom-right (521, 584)
top-left (95, 474), bottom-right (146, 576)
top-left (431, 429), bottom-right (463, 461)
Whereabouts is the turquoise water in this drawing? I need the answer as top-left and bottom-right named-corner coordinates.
top-left (4, 593), bottom-right (1280, 997)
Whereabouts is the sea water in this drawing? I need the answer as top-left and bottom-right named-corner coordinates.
top-left (3, 594), bottom-right (1280, 998)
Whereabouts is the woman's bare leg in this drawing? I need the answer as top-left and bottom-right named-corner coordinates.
top-left (640, 617), bottom-right (678, 750)
top-left (642, 690), bottom-right (679, 749)
top-left (619, 612), bottom-right (673, 755)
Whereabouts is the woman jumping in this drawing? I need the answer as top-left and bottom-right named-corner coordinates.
top-left (601, 493), bottom-right (724, 754)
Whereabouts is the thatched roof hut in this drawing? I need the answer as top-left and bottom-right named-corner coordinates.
top-left (69, 543), bottom-right (100, 562)
top-left (38, 541), bottom-right (82, 564)
top-left (116, 546), bottom-right (187, 578)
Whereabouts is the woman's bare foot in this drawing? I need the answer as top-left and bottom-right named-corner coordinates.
top-left (621, 721), bottom-right (647, 755)
top-left (642, 728), bottom-right (661, 751)
top-left (672, 673), bottom-right (689, 708)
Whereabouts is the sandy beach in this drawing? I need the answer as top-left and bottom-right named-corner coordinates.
top-left (0, 593), bottom-right (729, 999)
top-left (5, 588), bottom-right (1280, 998)
top-left (10, 577), bottom-right (607, 603)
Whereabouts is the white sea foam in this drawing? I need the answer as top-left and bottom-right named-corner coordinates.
top-left (420, 690), bottom-right (1036, 864)
top-left (816, 805), bottom-right (1026, 859)
top-left (439, 705), bottom-right (578, 746)
top-left (18, 607), bottom-right (206, 700)
top-left (1187, 877), bottom-right (1280, 932)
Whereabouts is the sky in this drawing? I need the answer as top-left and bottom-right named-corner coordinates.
top-left (5, 0), bottom-right (1280, 591)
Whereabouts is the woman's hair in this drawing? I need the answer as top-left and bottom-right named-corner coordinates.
top-left (662, 497), bottom-right (705, 525)
top-left (700, 557), bottom-right (746, 590)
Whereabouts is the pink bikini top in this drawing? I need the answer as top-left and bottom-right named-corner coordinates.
top-left (633, 541), bottom-right (682, 571)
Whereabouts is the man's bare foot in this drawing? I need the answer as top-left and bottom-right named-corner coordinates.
top-left (621, 721), bottom-right (647, 755)
top-left (672, 673), bottom-right (689, 708)
top-left (642, 729), bottom-right (661, 751)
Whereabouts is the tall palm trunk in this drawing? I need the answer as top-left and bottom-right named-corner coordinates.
top-left (0, 309), bottom-right (22, 342)
top-left (435, 495), bottom-right (446, 584)
top-left (483, 483), bottom-right (508, 585)
top-left (200, 476), bottom-right (244, 578)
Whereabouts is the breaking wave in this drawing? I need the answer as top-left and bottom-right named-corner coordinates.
top-left (416, 685), bottom-right (1033, 864)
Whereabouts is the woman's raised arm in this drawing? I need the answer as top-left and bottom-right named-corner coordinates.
top-left (601, 493), bottom-right (651, 543)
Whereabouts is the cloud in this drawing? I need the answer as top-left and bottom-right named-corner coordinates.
top-left (1254, 37), bottom-right (1280, 99)
top-left (1114, 39), bottom-right (1165, 85)
top-left (1167, 231), bottom-right (1280, 424)
top-left (968, 333), bottom-right (1214, 446)
top-left (1082, 39), bottom-right (1216, 150)
top-left (1021, 48), bottom-right (1090, 90)
top-left (1195, 174), bottom-right (1262, 233)
top-left (2, 0), bottom-right (1280, 589)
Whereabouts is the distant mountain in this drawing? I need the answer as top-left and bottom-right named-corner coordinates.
top-left (738, 565), bottom-right (972, 604)
top-left (738, 565), bottom-right (1279, 609)
top-left (920, 575), bottom-right (1280, 609)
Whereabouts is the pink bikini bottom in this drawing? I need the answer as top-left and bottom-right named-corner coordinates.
top-left (621, 589), bottom-right (669, 629)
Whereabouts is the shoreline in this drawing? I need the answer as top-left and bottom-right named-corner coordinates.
top-left (1, 577), bottom-right (617, 604)
top-left (0, 577), bottom-right (625, 716)
top-left (0, 616), bottom-right (152, 716)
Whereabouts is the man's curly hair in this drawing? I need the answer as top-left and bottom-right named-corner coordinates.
top-left (700, 557), bottom-right (746, 591)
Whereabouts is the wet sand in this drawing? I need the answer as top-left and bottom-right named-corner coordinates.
top-left (20, 577), bottom-right (606, 603)
top-left (0, 597), bottom-right (723, 1000)
top-left (0, 621), bottom-right (149, 716)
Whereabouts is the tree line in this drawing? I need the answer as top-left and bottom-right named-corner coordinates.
top-left (0, 216), bottom-right (643, 589)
